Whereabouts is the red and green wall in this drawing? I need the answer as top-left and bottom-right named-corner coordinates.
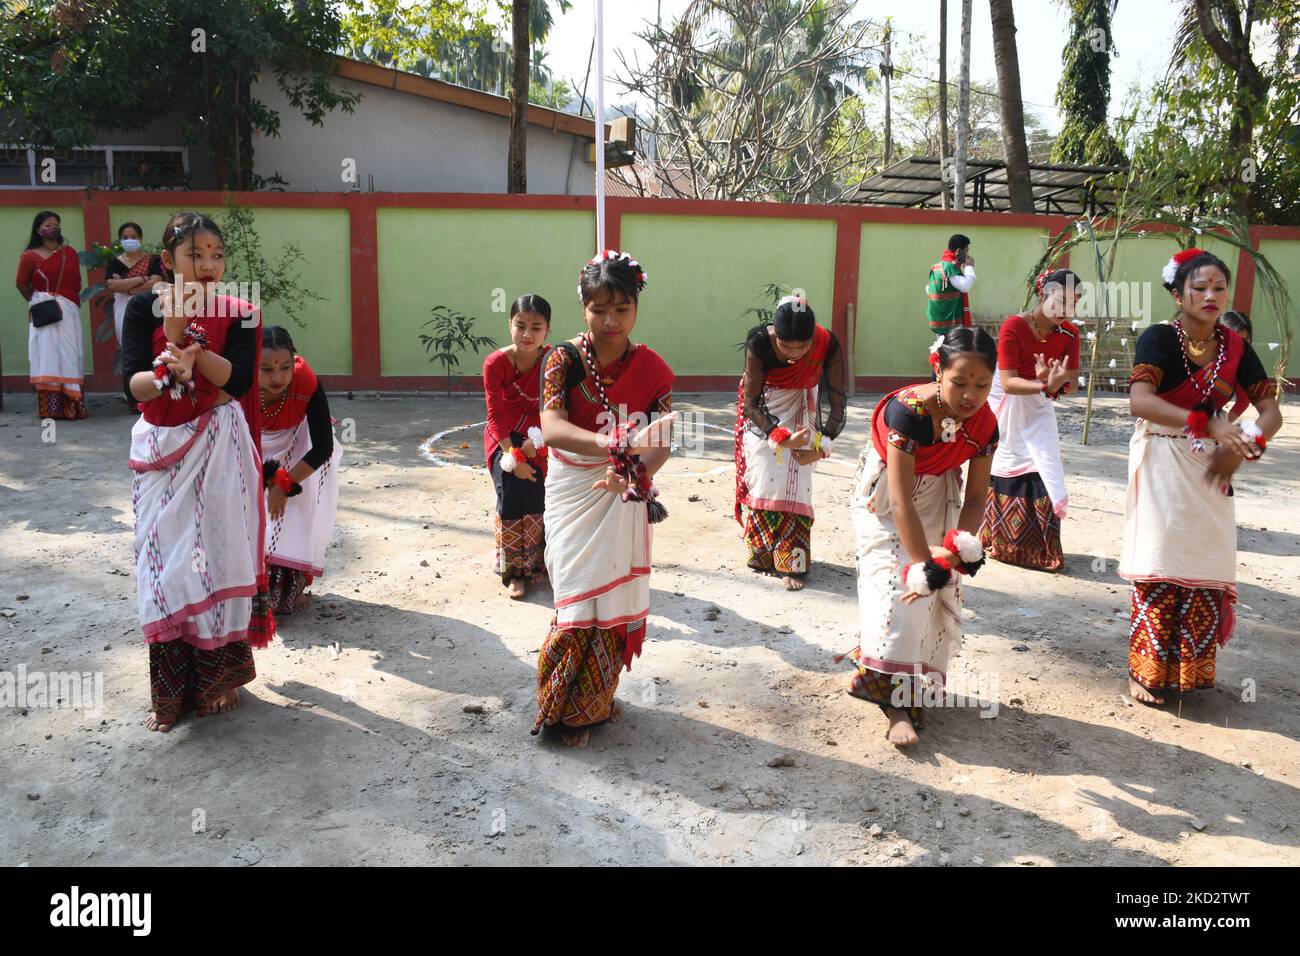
top-left (3, 190), bottom-right (1297, 393)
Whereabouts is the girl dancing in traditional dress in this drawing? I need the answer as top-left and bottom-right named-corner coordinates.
top-left (483, 294), bottom-right (552, 598)
top-left (979, 269), bottom-right (1081, 571)
top-left (846, 328), bottom-right (999, 746)
top-left (1120, 249), bottom-right (1281, 705)
top-left (734, 296), bottom-right (847, 590)
top-left (122, 211), bottom-right (274, 731)
top-left (259, 325), bottom-right (342, 615)
top-left (533, 252), bottom-right (675, 748)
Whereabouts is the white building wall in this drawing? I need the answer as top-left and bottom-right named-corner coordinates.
top-left (251, 75), bottom-right (593, 194)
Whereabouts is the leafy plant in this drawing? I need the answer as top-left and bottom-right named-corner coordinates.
top-left (736, 283), bottom-right (793, 350)
top-left (420, 306), bottom-right (498, 396)
top-left (216, 194), bottom-right (323, 328)
top-left (0, 1), bottom-right (360, 190)
top-left (78, 238), bottom-right (159, 376)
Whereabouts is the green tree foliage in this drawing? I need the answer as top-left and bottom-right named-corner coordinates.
top-left (1053, 0), bottom-right (1125, 165)
top-left (621, 0), bottom-right (879, 202)
top-left (0, 0), bottom-right (360, 189)
top-left (343, 0), bottom-right (573, 105)
top-left (1123, 1), bottom-right (1299, 224)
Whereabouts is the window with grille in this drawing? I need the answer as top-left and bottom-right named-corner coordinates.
top-left (0, 146), bottom-right (187, 187)
top-left (112, 148), bottom-right (186, 188)
top-left (0, 146), bottom-right (32, 185)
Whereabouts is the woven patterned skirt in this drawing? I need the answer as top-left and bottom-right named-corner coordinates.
top-left (267, 563), bottom-right (313, 615)
top-left (844, 652), bottom-right (929, 728)
top-left (533, 618), bottom-right (625, 732)
top-left (149, 639), bottom-right (256, 724)
top-left (979, 473), bottom-right (1063, 572)
top-left (744, 507), bottom-right (812, 577)
top-left (494, 514), bottom-right (546, 585)
top-left (36, 389), bottom-right (88, 421)
top-left (1128, 581), bottom-right (1221, 693)
top-left (491, 442), bottom-right (546, 585)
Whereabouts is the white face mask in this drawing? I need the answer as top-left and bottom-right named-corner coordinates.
top-left (121, 238), bottom-right (142, 253)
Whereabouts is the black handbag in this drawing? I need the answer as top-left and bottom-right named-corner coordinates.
top-left (28, 250), bottom-right (68, 328)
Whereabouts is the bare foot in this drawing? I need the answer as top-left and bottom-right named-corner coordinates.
top-left (200, 688), bottom-right (242, 716)
top-left (1129, 678), bottom-right (1165, 706)
top-left (144, 714), bottom-right (173, 733)
top-left (783, 575), bottom-right (805, 591)
top-left (561, 727), bottom-right (590, 748)
top-left (507, 579), bottom-right (526, 600)
top-left (609, 703), bottom-right (623, 723)
top-left (884, 708), bottom-right (919, 747)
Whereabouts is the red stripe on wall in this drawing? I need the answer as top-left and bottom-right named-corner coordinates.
top-left (1233, 226), bottom-right (1260, 315)
top-left (832, 218), bottom-right (861, 355)
top-left (348, 197), bottom-right (380, 379)
top-left (82, 192), bottom-right (116, 392)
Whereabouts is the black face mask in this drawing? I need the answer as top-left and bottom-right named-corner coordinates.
top-left (40, 227), bottom-right (62, 242)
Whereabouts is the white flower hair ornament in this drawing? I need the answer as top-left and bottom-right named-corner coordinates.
top-left (577, 250), bottom-right (649, 302)
top-left (1163, 248), bottom-right (1206, 289)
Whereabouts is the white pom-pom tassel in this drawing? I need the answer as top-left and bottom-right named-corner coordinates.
top-left (818, 435), bottom-right (834, 459)
top-left (527, 426), bottom-right (545, 450)
top-left (951, 530), bottom-right (983, 564)
top-left (1237, 419), bottom-right (1262, 442)
top-left (1161, 258), bottom-right (1178, 287)
top-left (500, 451), bottom-right (518, 473)
top-left (903, 562), bottom-right (933, 597)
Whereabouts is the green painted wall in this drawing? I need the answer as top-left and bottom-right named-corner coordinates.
top-left (1253, 238), bottom-right (1300, 378)
top-left (111, 205), bottom-right (353, 374)
top-left (377, 207), bottom-right (594, 377)
top-left (854, 223), bottom-right (1050, 376)
top-left (619, 214), bottom-right (837, 376)
top-left (2, 206), bottom-right (92, 376)
top-left (1069, 234), bottom-right (1239, 330)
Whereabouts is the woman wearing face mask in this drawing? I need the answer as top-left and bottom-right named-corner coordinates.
top-left (734, 296), bottom-right (848, 591)
top-left (103, 222), bottom-right (164, 347)
top-left (978, 269), bottom-right (1082, 572)
top-left (15, 210), bottom-right (87, 420)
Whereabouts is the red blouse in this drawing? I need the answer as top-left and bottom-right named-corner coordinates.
top-left (542, 339), bottom-right (674, 433)
top-left (996, 315), bottom-right (1080, 378)
top-left (482, 346), bottom-right (550, 467)
top-left (16, 246), bottom-right (81, 305)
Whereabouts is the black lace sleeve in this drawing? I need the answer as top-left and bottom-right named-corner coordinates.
top-left (741, 324), bottom-right (779, 435)
top-left (121, 293), bottom-right (162, 401)
top-left (817, 331), bottom-right (848, 439)
top-left (300, 382), bottom-right (335, 470)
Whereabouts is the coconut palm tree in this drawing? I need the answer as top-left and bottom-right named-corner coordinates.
top-left (988, 0), bottom-right (1033, 211)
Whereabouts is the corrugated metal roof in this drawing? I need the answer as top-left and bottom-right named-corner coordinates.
top-left (848, 155), bottom-right (1125, 216)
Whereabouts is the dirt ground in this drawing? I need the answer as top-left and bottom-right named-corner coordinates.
top-left (2, 387), bottom-right (1298, 866)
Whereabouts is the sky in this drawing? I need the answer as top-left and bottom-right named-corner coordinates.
top-left (541, 0), bottom-right (1184, 134)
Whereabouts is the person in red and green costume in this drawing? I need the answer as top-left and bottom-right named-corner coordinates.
top-left (927, 234), bottom-right (977, 333)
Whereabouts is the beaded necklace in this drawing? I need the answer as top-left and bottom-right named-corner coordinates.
top-left (576, 332), bottom-right (667, 523)
top-left (1174, 320), bottom-right (1226, 405)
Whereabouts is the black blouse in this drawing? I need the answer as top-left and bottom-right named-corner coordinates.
top-left (104, 254), bottom-right (162, 283)
top-left (1131, 323), bottom-right (1270, 395)
top-left (120, 292), bottom-right (255, 402)
top-left (740, 324), bottom-right (848, 438)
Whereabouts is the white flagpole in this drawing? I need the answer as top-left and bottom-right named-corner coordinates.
top-left (594, 0), bottom-right (606, 252)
